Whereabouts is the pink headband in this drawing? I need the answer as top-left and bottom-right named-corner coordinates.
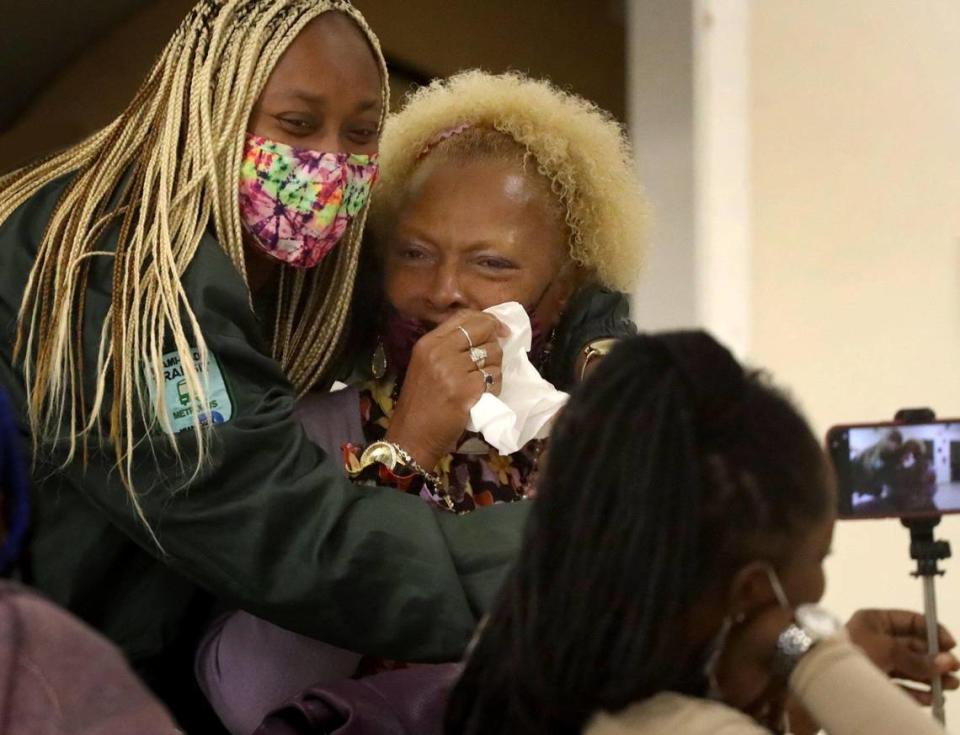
top-left (416, 122), bottom-right (474, 161)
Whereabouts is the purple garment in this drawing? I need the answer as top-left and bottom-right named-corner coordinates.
top-left (292, 387), bottom-right (364, 458)
top-left (0, 581), bottom-right (180, 734)
top-left (196, 612), bottom-right (362, 735)
top-left (253, 663), bottom-right (461, 735)
top-left (196, 388), bottom-right (366, 735)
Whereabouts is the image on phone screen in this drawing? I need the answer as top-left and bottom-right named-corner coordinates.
top-left (828, 421), bottom-right (960, 520)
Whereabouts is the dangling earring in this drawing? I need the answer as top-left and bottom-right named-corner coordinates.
top-left (704, 611), bottom-right (746, 701)
top-left (540, 327), bottom-right (556, 370)
top-left (371, 337), bottom-right (387, 379)
top-left (704, 616), bottom-right (733, 700)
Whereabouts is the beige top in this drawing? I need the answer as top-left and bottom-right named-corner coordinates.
top-left (586, 635), bottom-right (947, 735)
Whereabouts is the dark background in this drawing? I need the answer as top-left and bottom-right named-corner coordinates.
top-left (0, 0), bottom-right (626, 173)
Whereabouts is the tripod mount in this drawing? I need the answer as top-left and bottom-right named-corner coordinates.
top-left (895, 407), bottom-right (951, 725)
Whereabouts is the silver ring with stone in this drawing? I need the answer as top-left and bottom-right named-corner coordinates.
top-left (457, 325), bottom-right (474, 349)
top-left (469, 345), bottom-right (488, 369)
top-left (479, 368), bottom-right (495, 392)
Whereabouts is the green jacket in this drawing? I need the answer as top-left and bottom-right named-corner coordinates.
top-left (0, 176), bottom-right (634, 725)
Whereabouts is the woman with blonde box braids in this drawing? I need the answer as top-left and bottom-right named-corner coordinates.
top-left (0, 1), bottom-right (608, 729)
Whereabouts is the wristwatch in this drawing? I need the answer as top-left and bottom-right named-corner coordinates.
top-left (772, 604), bottom-right (842, 679)
top-left (358, 440), bottom-right (443, 485)
top-left (359, 440), bottom-right (407, 473)
top-left (579, 338), bottom-right (619, 382)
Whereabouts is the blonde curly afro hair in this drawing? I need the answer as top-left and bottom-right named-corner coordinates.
top-left (373, 70), bottom-right (648, 292)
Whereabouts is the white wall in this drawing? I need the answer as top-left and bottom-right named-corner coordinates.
top-left (749, 4), bottom-right (960, 725)
top-left (629, 0), bottom-right (960, 724)
top-left (692, 0), bottom-right (751, 357)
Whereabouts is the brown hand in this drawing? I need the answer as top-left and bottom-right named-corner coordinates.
top-left (786, 608), bottom-right (960, 735)
top-left (845, 608), bottom-right (960, 704)
top-left (385, 310), bottom-right (507, 470)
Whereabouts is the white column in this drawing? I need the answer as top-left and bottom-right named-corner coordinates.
top-left (626, 0), bottom-right (697, 331)
top-left (692, 0), bottom-right (752, 357)
top-left (626, 0), bottom-right (752, 357)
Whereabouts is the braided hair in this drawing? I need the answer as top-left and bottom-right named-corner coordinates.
top-left (0, 0), bottom-right (388, 539)
top-left (445, 331), bottom-right (833, 734)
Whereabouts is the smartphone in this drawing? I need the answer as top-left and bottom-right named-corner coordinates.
top-left (826, 419), bottom-right (960, 520)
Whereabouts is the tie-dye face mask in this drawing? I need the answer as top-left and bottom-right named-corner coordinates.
top-left (239, 133), bottom-right (379, 268)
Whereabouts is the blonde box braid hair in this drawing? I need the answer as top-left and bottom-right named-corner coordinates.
top-left (0, 0), bottom-right (389, 532)
top-left (372, 71), bottom-right (648, 293)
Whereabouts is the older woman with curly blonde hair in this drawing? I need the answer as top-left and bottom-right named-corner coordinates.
top-left (350, 70), bottom-right (649, 482)
top-left (374, 70), bottom-right (647, 291)
top-left (197, 70), bottom-right (649, 733)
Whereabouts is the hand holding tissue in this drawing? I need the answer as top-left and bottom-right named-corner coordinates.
top-left (466, 302), bottom-right (568, 454)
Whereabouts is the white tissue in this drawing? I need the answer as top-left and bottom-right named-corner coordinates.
top-left (465, 302), bottom-right (569, 454)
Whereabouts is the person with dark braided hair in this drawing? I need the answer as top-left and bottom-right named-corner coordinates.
top-left (445, 331), bottom-right (959, 735)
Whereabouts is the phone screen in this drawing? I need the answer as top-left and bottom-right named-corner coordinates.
top-left (827, 420), bottom-right (960, 520)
